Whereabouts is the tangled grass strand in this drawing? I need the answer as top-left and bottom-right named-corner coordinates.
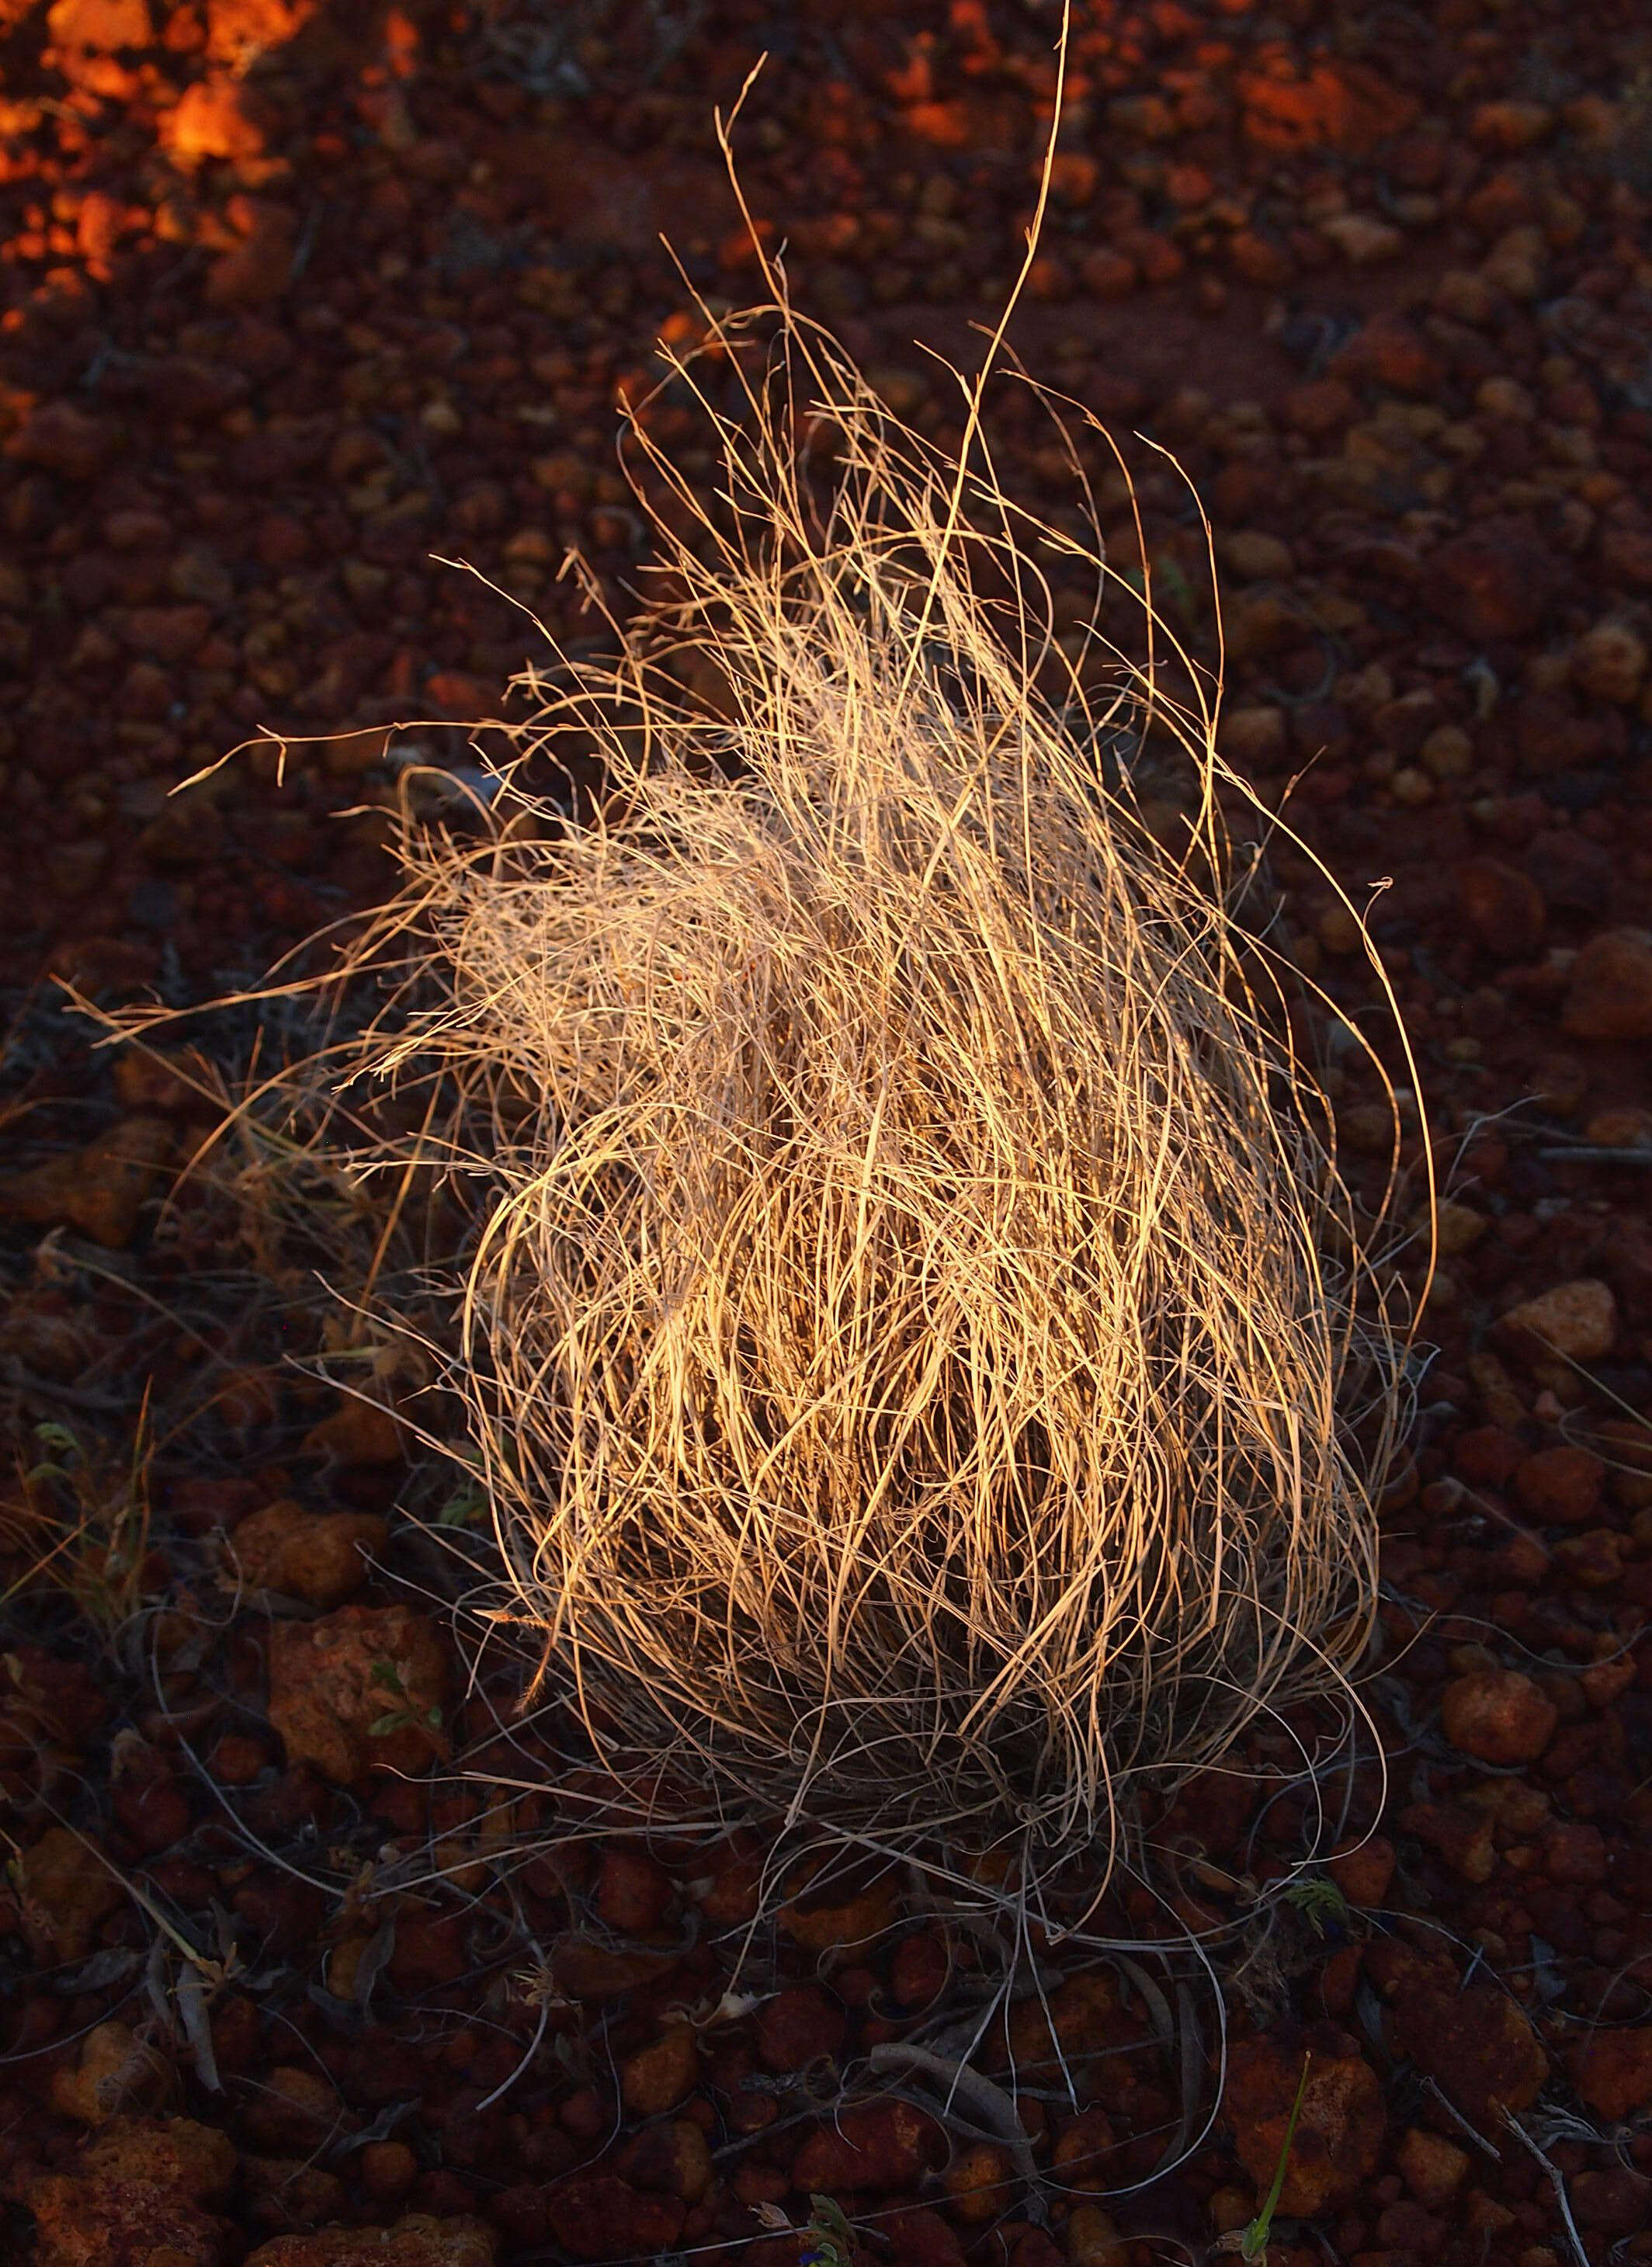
top-left (297, 308), bottom-right (1411, 1887)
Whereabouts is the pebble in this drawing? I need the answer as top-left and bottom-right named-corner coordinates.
top-left (225, 1500), bottom-right (387, 1609)
top-left (1513, 1446), bottom-right (1603, 1524)
top-left (1571, 2027), bottom-right (1652, 2121)
top-left (1561, 928), bottom-right (1652, 1040)
top-left (241, 2215), bottom-right (497, 2266)
top-left (1390, 1979), bottom-right (1547, 2126)
top-left (1499, 1279), bottom-right (1619, 1364)
top-left (1221, 2036), bottom-right (1385, 2215)
top-left (1441, 1668), bottom-right (1557, 1765)
top-left (1396, 2127), bottom-right (1470, 2208)
top-left (266, 1602), bottom-right (450, 1787)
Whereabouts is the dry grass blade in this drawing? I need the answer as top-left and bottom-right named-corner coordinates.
top-left (200, 297), bottom-right (1411, 1894)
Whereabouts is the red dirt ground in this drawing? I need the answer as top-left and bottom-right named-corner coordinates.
top-left (3, 4), bottom-right (1652, 2267)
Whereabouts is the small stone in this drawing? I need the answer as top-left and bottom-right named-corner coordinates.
top-left (25, 2116), bottom-right (234, 2267)
top-left (0, 1116), bottom-right (173, 1249)
top-left (300, 1396), bottom-right (406, 1467)
top-left (1441, 1668), bottom-right (1557, 1764)
top-left (1574, 620), bottom-right (1647, 703)
top-left (1222, 531), bottom-right (1294, 581)
top-left (242, 2215), bottom-right (496, 2267)
top-left (1469, 99), bottom-right (1554, 151)
top-left (620, 2023), bottom-right (697, 2117)
top-left (1223, 705), bottom-right (1288, 767)
top-left (615, 2117), bottom-right (713, 2204)
top-left (594, 1844), bottom-right (672, 1933)
top-left (1321, 212), bottom-right (1403, 264)
top-left (1331, 311), bottom-right (1442, 396)
top-left (266, 1603), bottom-right (449, 1786)
top-left (1397, 2127), bottom-right (1469, 2208)
top-left (5, 401), bottom-right (120, 478)
top-left (1327, 1834), bottom-right (1395, 1908)
top-left (1282, 379), bottom-right (1358, 437)
top-left (1562, 929), bottom-right (1652, 1041)
top-left (793, 2099), bottom-right (943, 2194)
top-left (540, 2181), bottom-right (678, 2263)
top-left (1421, 724), bottom-right (1474, 779)
top-left (755, 1984), bottom-right (847, 2072)
top-left (1391, 1981), bottom-right (1547, 2126)
top-left (1421, 516), bottom-right (1557, 642)
top-left (164, 75), bottom-right (268, 165)
top-left (17, 1825), bottom-right (127, 1961)
top-left (1389, 764), bottom-right (1434, 805)
top-left (1499, 1279), bottom-right (1619, 1363)
top-left (1222, 2037), bottom-right (1384, 2215)
top-left (225, 1500), bottom-right (387, 1609)
top-left (47, 2022), bottom-right (171, 2125)
top-left (1513, 1446), bottom-right (1602, 1524)
top-left (1458, 856), bottom-right (1546, 960)
top-left (1571, 2028), bottom-right (1652, 2121)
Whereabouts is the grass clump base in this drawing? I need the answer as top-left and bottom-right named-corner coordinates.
top-left (235, 300), bottom-right (1413, 1901)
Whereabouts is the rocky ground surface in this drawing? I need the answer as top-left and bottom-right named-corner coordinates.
top-left (3, 2), bottom-right (1652, 2265)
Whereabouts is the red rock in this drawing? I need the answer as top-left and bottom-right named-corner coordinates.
top-left (165, 75), bottom-right (269, 165)
top-left (1468, 100), bottom-right (1553, 151)
top-left (1499, 1279), bottom-right (1619, 1364)
top-left (620, 2023), bottom-right (697, 2116)
top-left (206, 203), bottom-right (297, 307)
top-left (547, 1935), bottom-right (680, 2002)
top-left (1420, 516), bottom-right (1557, 641)
top-left (242, 2215), bottom-right (495, 2266)
top-left (44, 0), bottom-right (150, 48)
top-left (755, 1984), bottom-right (847, 2071)
top-left (1572, 2170), bottom-right (1652, 2236)
top-left (1512, 1446), bottom-right (1602, 1523)
top-left (1331, 311), bottom-right (1442, 395)
top-left (1450, 1426), bottom-right (1522, 1486)
top-left (890, 2205), bottom-right (968, 2267)
top-left (1223, 2036), bottom-right (1384, 2214)
top-left (300, 1396), bottom-right (405, 1466)
top-left (890, 1929), bottom-right (949, 2010)
top-left (226, 1500), bottom-right (386, 1609)
top-left (1571, 2027), bottom-right (1652, 2120)
top-left (241, 2065), bottom-right (345, 2152)
top-left (1328, 1834), bottom-right (1395, 1908)
top-left (47, 2021), bottom-right (170, 2125)
top-left (6, 401), bottom-right (120, 477)
top-left (615, 2117), bottom-right (713, 2203)
top-left (1541, 1821), bottom-right (1608, 1883)
top-left (1050, 2105), bottom-right (1119, 2192)
top-left (792, 2099), bottom-right (944, 2193)
top-left (117, 605), bottom-right (213, 662)
top-left (16, 1823), bottom-right (126, 1960)
top-left (26, 2116), bottom-right (235, 2267)
top-left (543, 2177), bottom-right (682, 2262)
top-left (594, 1843), bottom-right (672, 1933)
top-left (266, 1603), bottom-right (450, 1786)
top-left (1390, 1981), bottom-right (1546, 2126)
top-left (1397, 1801), bottom-right (1495, 1883)
top-left (1395, 2127), bottom-right (1469, 2208)
top-left (1562, 928), bottom-right (1652, 1040)
top-left (1441, 1668), bottom-right (1557, 1764)
top-left (0, 1115), bottom-right (173, 1248)
top-left (1456, 856), bottom-right (1545, 959)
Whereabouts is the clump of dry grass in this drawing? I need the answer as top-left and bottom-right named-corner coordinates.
top-left (224, 297), bottom-right (1415, 1890)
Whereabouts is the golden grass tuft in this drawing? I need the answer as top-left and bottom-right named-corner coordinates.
top-left (227, 304), bottom-right (1414, 1887)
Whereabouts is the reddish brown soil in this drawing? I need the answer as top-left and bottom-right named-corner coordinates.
top-left (3, 5), bottom-right (1652, 2267)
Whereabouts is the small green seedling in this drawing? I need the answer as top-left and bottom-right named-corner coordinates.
top-left (1235, 2052), bottom-right (1312, 2265)
top-left (1280, 1876), bottom-right (1348, 1938)
top-left (799, 2195), bottom-right (856, 2267)
top-left (368, 1657), bottom-right (442, 1738)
